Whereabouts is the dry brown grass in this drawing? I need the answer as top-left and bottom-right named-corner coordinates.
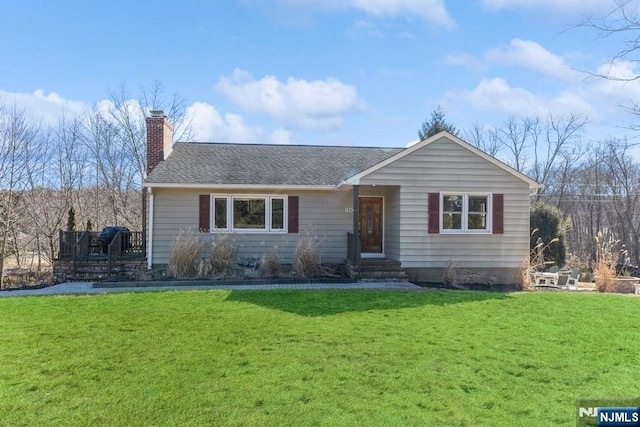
top-left (519, 255), bottom-right (534, 290)
top-left (0, 269), bottom-right (55, 289)
top-left (168, 230), bottom-right (206, 279)
top-left (293, 235), bottom-right (323, 278)
top-left (520, 230), bottom-right (560, 290)
top-left (205, 234), bottom-right (237, 277)
top-left (258, 248), bottom-right (282, 278)
top-left (593, 232), bottom-right (625, 293)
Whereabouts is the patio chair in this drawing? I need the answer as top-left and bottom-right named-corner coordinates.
top-left (533, 271), bottom-right (560, 287)
top-left (566, 268), bottom-right (580, 290)
top-left (557, 273), bottom-right (568, 289)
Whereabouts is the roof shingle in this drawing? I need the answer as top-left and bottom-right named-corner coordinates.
top-left (145, 142), bottom-right (404, 187)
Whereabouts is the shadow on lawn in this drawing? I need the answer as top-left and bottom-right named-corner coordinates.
top-left (225, 289), bottom-right (509, 316)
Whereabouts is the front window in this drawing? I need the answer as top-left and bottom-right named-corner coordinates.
top-left (271, 197), bottom-right (285, 231)
top-left (233, 198), bottom-right (266, 229)
top-left (210, 195), bottom-right (287, 233)
top-left (442, 195), bottom-right (463, 230)
top-left (441, 193), bottom-right (491, 233)
top-left (467, 196), bottom-right (488, 230)
top-left (214, 197), bottom-right (228, 230)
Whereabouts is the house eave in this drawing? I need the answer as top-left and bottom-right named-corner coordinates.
top-left (143, 182), bottom-right (338, 191)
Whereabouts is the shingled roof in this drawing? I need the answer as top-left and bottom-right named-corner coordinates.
top-left (144, 142), bottom-right (404, 187)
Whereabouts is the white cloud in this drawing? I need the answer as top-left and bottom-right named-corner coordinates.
top-left (0, 89), bottom-right (87, 126)
top-left (482, 0), bottom-right (614, 12)
top-left (184, 102), bottom-right (261, 142)
top-left (0, 89), bottom-right (268, 144)
top-left (486, 39), bottom-right (578, 79)
top-left (269, 127), bottom-right (292, 144)
top-left (275, 0), bottom-right (455, 28)
top-left (595, 60), bottom-right (640, 84)
top-left (447, 77), bottom-right (594, 118)
top-left (589, 60), bottom-right (640, 108)
top-left (444, 53), bottom-right (487, 72)
top-left (217, 68), bottom-right (365, 130)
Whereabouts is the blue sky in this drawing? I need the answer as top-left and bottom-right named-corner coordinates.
top-left (1, 0), bottom-right (638, 147)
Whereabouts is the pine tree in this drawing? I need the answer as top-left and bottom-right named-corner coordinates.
top-left (418, 106), bottom-right (458, 141)
top-left (67, 207), bottom-right (76, 232)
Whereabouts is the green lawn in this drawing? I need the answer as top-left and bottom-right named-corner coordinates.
top-left (1, 290), bottom-right (638, 426)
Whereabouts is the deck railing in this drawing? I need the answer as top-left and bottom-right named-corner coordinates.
top-left (58, 230), bottom-right (145, 277)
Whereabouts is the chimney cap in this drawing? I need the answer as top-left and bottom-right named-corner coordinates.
top-left (150, 110), bottom-right (166, 118)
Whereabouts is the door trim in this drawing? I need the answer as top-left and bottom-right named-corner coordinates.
top-left (359, 195), bottom-right (384, 257)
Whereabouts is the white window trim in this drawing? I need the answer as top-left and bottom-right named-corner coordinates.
top-left (210, 194), bottom-right (288, 234)
top-left (439, 192), bottom-right (492, 234)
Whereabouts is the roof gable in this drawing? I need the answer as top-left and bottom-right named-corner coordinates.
top-left (342, 132), bottom-right (539, 190)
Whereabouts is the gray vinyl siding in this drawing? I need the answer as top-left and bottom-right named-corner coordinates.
top-left (151, 188), bottom-right (353, 265)
top-left (386, 188), bottom-right (401, 260)
top-left (360, 136), bottom-right (531, 269)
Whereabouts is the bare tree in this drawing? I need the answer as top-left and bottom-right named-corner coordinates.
top-left (497, 116), bottom-right (538, 173)
top-left (85, 83), bottom-right (192, 230)
top-left (582, 1), bottom-right (640, 126)
top-left (532, 113), bottom-right (587, 198)
top-left (0, 104), bottom-right (39, 288)
top-left (23, 116), bottom-right (87, 266)
top-left (465, 123), bottom-right (504, 157)
top-left (601, 138), bottom-right (640, 264)
top-left (584, 0), bottom-right (640, 82)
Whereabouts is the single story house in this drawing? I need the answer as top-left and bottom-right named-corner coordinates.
top-left (143, 111), bottom-right (538, 284)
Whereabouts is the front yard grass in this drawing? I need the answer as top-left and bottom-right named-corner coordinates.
top-left (1, 290), bottom-right (638, 426)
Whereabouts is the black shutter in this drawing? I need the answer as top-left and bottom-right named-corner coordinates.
top-left (288, 196), bottom-right (299, 234)
top-left (199, 195), bottom-right (210, 232)
top-left (428, 193), bottom-right (440, 234)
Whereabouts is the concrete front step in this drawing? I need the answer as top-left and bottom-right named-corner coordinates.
top-left (354, 260), bottom-right (408, 282)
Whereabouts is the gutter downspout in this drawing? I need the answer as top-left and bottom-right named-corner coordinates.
top-left (147, 189), bottom-right (154, 270)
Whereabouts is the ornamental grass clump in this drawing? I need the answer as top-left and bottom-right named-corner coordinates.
top-left (593, 232), bottom-right (625, 293)
top-left (168, 230), bottom-right (205, 279)
top-left (258, 248), bottom-right (281, 278)
top-left (293, 235), bottom-right (323, 278)
top-left (520, 229), bottom-right (561, 290)
top-left (207, 234), bottom-right (237, 277)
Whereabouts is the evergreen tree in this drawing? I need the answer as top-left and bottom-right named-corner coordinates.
top-left (530, 203), bottom-right (568, 268)
top-left (418, 106), bottom-right (458, 141)
top-left (86, 219), bottom-right (93, 231)
top-left (67, 207), bottom-right (76, 232)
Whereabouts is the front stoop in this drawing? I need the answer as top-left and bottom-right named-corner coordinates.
top-left (352, 259), bottom-right (409, 282)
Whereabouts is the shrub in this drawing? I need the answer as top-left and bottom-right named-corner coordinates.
top-left (442, 259), bottom-right (476, 288)
top-left (529, 230), bottom-right (560, 271)
top-left (207, 234), bottom-right (237, 277)
top-left (168, 230), bottom-right (205, 279)
top-left (530, 204), bottom-right (568, 268)
top-left (593, 232), bottom-right (626, 292)
top-left (1, 269), bottom-right (55, 289)
top-left (258, 248), bottom-right (281, 278)
top-left (293, 236), bottom-right (323, 278)
top-left (442, 259), bottom-right (460, 287)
